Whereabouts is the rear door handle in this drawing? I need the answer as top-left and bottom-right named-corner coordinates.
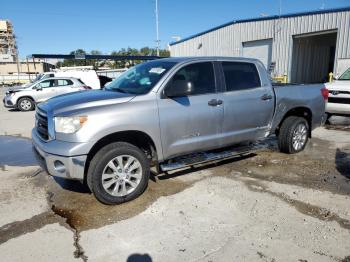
top-left (208, 99), bottom-right (223, 106)
top-left (261, 94), bottom-right (273, 101)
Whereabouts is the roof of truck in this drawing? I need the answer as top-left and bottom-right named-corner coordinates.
top-left (157, 56), bottom-right (260, 63)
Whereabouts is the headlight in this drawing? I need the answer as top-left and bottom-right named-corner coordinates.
top-left (54, 116), bottom-right (88, 134)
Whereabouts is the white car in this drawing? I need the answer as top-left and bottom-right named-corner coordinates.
top-left (31, 69), bottom-right (101, 89)
top-left (326, 67), bottom-right (350, 118)
top-left (3, 77), bottom-right (90, 111)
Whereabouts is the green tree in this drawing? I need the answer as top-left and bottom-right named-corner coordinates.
top-left (57, 47), bottom-right (170, 69)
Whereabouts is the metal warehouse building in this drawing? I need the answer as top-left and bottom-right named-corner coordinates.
top-left (169, 7), bottom-right (350, 83)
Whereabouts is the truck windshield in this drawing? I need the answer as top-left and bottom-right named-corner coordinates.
top-left (339, 67), bottom-right (350, 80)
top-left (104, 60), bottom-right (176, 94)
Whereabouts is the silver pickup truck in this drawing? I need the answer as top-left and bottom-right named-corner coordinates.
top-left (32, 57), bottom-right (327, 205)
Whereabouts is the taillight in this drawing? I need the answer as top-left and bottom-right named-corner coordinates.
top-left (82, 86), bottom-right (92, 90)
top-left (321, 87), bottom-right (329, 100)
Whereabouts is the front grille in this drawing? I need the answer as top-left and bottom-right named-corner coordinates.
top-left (328, 97), bottom-right (350, 104)
top-left (330, 90), bottom-right (350, 95)
top-left (36, 108), bottom-right (49, 140)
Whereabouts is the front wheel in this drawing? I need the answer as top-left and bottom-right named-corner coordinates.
top-left (278, 116), bottom-right (309, 154)
top-left (17, 97), bottom-right (35, 111)
top-left (87, 142), bottom-right (150, 205)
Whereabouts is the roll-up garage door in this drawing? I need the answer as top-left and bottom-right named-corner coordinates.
top-left (242, 39), bottom-right (272, 69)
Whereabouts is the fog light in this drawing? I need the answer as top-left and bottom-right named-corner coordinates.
top-left (54, 160), bottom-right (66, 173)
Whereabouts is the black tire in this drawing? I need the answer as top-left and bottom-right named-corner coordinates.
top-left (325, 113), bottom-right (332, 124)
top-left (87, 142), bottom-right (150, 205)
top-left (17, 97), bottom-right (35, 111)
top-left (278, 116), bottom-right (309, 154)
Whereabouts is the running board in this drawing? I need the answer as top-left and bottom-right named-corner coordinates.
top-left (160, 142), bottom-right (267, 172)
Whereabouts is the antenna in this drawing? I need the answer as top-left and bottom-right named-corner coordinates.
top-left (155, 0), bottom-right (160, 56)
top-left (279, 0), bottom-right (282, 16)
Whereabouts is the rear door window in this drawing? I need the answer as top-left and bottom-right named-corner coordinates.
top-left (222, 62), bottom-right (261, 91)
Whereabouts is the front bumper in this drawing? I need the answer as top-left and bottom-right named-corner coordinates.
top-left (3, 96), bottom-right (16, 108)
top-left (32, 130), bottom-right (87, 180)
top-left (326, 102), bottom-right (350, 115)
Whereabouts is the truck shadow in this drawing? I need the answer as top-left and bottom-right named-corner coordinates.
top-left (127, 253), bottom-right (152, 262)
top-left (335, 148), bottom-right (350, 179)
top-left (53, 176), bottom-right (91, 193)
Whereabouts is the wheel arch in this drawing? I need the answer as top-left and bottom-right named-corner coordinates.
top-left (84, 130), bottom-right (158, 183)
top-left (16, 96), bottom-right (36, 106)
top-left (275, 107), bottom-right (313, 137)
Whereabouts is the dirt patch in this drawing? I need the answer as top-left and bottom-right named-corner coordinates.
top-left (29, 169), bottom-right (191, 232)
top-left (22, 136), bottom-right (350, 234)
top-left (240, 177), bottom-right (350, 230)
top-left (206, 138), bottom-right (350, 196)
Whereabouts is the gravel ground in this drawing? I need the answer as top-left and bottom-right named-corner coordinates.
top-left (0, 87), bottom-right (349, 262)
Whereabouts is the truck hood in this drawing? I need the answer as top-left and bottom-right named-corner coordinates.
top-left (38, 90), bottom-right (135, 115)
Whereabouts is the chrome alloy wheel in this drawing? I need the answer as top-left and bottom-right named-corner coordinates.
top-left (101, 155), bottom-right (142, 197)
top-left (292, 123), bottom-right (307, 151)
top-left (20, 99), bottom-right (32, 110)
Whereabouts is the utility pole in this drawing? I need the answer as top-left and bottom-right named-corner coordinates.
top-left (155, 0), bottom-right (160, 56)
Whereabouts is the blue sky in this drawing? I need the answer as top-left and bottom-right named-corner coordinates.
top-left (1, 0), bottom-right (349, 58)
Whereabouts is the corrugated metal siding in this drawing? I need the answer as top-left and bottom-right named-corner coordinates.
top-left (170, 10), bottom-right (350, 77)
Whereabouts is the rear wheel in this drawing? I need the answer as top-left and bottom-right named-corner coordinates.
top-left (87, 142), bottom-right (150, 205)
top-left (278, 116), bottom-right (309, 154)
top-left (17, 97), bottom-right (34, 111)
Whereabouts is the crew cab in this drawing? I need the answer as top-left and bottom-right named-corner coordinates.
top-left (326, 66), bottom-right (350, 118)
top-left (3, 77), bottom-right (90, 111)
top-left (32, 57), bottom-right (327, 205)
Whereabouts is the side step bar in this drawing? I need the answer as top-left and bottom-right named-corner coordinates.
top-left (160, 142), bottom-right (268, 172)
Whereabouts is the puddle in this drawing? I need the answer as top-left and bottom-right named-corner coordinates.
top-left (0, 135), bottom-right (37, 167)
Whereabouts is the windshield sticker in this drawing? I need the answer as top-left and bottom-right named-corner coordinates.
top-left (149, 67), bottom-right (166, 74)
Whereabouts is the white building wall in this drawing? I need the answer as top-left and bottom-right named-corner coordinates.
top-left (170, 9), bottom-right (350, 77)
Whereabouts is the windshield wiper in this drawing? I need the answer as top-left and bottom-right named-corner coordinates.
top-left (105, 87), bottom-right (128, 94)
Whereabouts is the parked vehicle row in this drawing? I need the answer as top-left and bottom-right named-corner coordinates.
top-left (31, 69), bottom-right (102, 89)
top-left (3, 77), bottom-right (91, 111)
top-left (32, 57), bottom-right (327, 205)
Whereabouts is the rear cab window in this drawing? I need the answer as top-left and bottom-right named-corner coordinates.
top-left (221, 62), bottom-right (261, 91)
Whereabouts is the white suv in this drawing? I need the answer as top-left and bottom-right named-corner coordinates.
top-left (326, 67), bottom-right (350, 118)
top-left (3, 77), bottom-right (90, 111)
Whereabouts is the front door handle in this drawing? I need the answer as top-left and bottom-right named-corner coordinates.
top-left (208, 99), bottom-right (223, 106)
top-left (261, 94), bottom-right (273, 101)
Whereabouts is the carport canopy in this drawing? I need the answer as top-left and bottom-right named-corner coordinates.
top-left (29, 54), bottom-right (162, 60)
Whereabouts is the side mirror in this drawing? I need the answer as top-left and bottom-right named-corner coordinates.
top-left (165, 80), bottom-right (193, 98)
top-left (35, 85), bottom-right (42, 91)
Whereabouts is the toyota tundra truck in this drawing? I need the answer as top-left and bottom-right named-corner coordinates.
top-left (32, 57), bottom-right (328, 205)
